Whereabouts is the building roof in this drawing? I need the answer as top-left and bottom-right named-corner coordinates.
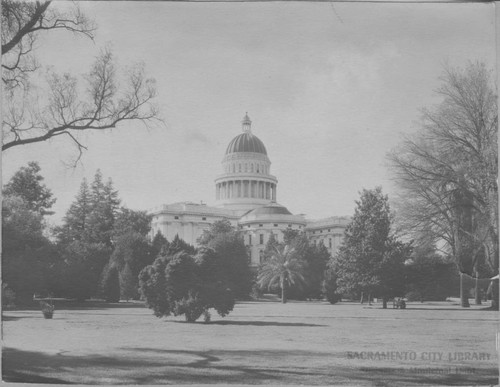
top-left (305, 216), bottom-right (351, 230)
top-left (150, 202), bottom-right (239, 218)
top-left (239, 203), bottom-right (307, 225)
top-left (245, 204), bottom-right (292, 216)
top-left (225, 132), bottom-right (267, 155)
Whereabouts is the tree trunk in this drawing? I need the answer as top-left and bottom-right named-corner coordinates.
top-left (281, 278), bottom-right (287, 304)
top-left (368, 293), bottom-right (372, 306)
top-left (474, 274), bottom-right (481, 305)
top-left (360, 292), bottom-right (364, 304)
top-left (491, 279), bottom-right (499, 310)
top-left (382, 297), bottom-right (387, 309)
top-left (460, 273), bottom-right (470, 307)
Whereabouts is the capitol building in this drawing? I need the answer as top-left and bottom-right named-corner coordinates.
top-left (150, 114), bottom-right (350, 267)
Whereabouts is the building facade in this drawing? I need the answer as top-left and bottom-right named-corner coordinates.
top-left (150, 114), bottom-right (350, 267)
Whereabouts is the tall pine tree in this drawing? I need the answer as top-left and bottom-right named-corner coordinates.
top-left (57, 170), bottom-right (121, 301)
top-left (332, 187), bottom-right (410, 308)
top-left (57, 179), bottom-right (91, 244)
top-left (86, 171), bottom-right (120, 246)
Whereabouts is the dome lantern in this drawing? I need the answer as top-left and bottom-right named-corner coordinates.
top-left (242, 112), bottom-right (252, 133)
top-left (225, 113), bottom-right (267, 155)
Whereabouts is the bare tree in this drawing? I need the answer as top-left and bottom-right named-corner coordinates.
top-left (2, 1), bottom-right (95, 91)
top-left (2, 1), bottom-right (159, 158)
top-left (388, 62), bottom-right (498, 309)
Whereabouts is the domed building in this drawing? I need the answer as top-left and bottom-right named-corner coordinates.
top-left (215, 114), bottom-right (278, 215)
top-left (150, 114), bottom-right (350, 267)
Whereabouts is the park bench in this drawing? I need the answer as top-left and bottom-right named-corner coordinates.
top-left (392, 298), bottom-right (406, 309)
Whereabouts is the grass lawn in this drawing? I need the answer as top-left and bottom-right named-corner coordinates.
top-left (2, 298), bottom-right (498, 386)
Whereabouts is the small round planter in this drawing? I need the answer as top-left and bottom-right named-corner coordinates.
top-left (42, 311), bottom-right (54, 319)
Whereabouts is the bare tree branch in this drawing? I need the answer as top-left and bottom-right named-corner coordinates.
top-left (2, 3), bottom-right (161, 155)
top-left (388, 61), bottom-right (498, 279)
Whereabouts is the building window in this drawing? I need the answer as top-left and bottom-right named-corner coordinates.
top-left (260, 234), bottom-right (264, 245)
top-left (251, 164), bottom-right (254, 172)
top-left (274, 224), bottom-right (278, 227)
top-left (239, 164), bottom-right (242, 172)
top-left (328, 229), bottom-right (331, 232)
top-left (259, 250), bottom-right (264, 264)
top-left (329, 238), bottom-right (332, 248)
top-left (202, 217), bottom-right (206, 221)
top-left (313, 231), bottom-right (315, 234)
top-left (174, 216), bottom-right (179, 220)
top-left (259, 224), bottom-right (263, 227)
top-left (249, 234), bottom-right (252, 245)
top-left (288, 224), bottom-right (292, 228)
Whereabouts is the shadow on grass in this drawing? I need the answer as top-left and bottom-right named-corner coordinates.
top-left (57, 301), bottom-right (146, 310)
top-left (399, 307), bottom-right (498, 312)
top-left (171, 320), bottom-right (326, 327)
top-left (4, 300), bottom-right (147, 312)
top-left (1, 314), bottom-right (41, 321)
top-left (3, 347), bottom-right (497, 385)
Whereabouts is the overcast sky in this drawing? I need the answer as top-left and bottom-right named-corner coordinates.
top-left (2, 1), bottom-right (496, 227)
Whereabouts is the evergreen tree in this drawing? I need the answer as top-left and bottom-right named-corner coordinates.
top-left (56, 171), bottom-right (120, 300)
top-left (198, 220), bottom-right (253, 299)
top-left (333, 187), bottom-right (411, 308)
top-left (86, 171), bottom-right (120, 246)
top-left (3, 161), bottom-right (56, 214)
top-left (108, 232), bottom-right (153, 298)
top-left (113, 208), bottom-right (152, 239)
top-left (56, 179), bottom-right (91, 243)
top-left (119, 263), bottom-right (136, 301)
top-left (151, 231), bottom-right (170, 259)
top-left (101, 264), bottom-right (121, 303)
top-left (61, 241), bottom-right (112, 301)
top-left (303, 243), bottom-right (330, 299)
top-left (167, 234), bottom-right (196, 256)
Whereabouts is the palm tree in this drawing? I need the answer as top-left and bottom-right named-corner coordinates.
top-left (257, 244), bottom-right (305, 303)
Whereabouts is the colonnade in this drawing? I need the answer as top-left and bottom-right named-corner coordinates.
top-left (216, 180), bottom-right (276, 201)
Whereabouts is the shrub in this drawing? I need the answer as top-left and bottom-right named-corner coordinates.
top-left (173, 292), bottom-right (205, 322)
top-left (139, 249), bottom-right (236, 322)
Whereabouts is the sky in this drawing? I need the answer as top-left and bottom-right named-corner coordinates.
top-left (2, 1), bottom-right (496, 228)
